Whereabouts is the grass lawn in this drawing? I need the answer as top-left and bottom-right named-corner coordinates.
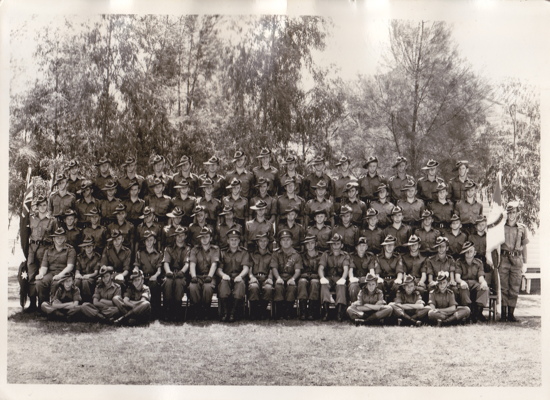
top-left (7, 311), bottom-right (541, 386)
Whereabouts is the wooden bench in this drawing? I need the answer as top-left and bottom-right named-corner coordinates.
top-left (521, 273), bottom-right (540, 294)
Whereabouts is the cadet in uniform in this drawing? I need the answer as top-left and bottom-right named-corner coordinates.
top-left (134, 230), bottom-right (163, 317)
top-left (304, 155), bottom-right (333, 201)
top-left (341, 181), bottom-right (367, 226)
top-left (253, 148), bottom-right (279, 197)
top-left (304, 180), bottom-right (335, 228)
top-left (425, 237), bottom-right (458, 297)
top-left (223, 178), bottom-right (249, 226)
top-left (188, 206), bottom-right (215, 248)
top-left (82, 207), bottom-right (107, 255)
top-left (145, 177), bottom-right (173, 226)
top-left (188, 227), bottom-right (220, 319)
top-left (250, 177), bottom-right (277, 225)
top-left (454, 180), bottom-right (483, 236)
top-left (400, 234), bottom-right (428, 298)
top-left (99, 180), bottom-right (121, 226)
top-left (455, 241), bottom-right (489, 322)
top-left (62, 209), bottom-right (82, 249)
top-left (93, 156), bottom-right (116, 200)
top-left (298, 235), bottom-right (322, 320)
top-left (428, 182), bottom-right (454, 230)
top-left (358, 156), bottom-right (385, 205)
top-left (319, 233), bottom-right (349, 322)
top-left (123, 181), bottom-right (146, 227)
top-left (499, 201), bottom-right (528, 322)
top-left (200, 156), bottom-right (227, 200)
top-left (348, 237), bottom-right (377, 301)
top-left (306, 209), bottom-right (332, 252)
top-left (75, 236), bottom-right (101, 304)
top-left (369, 183), bottom-right (395, 229)
top-left (226, 150), bottom-right (255, 199)
top-left (271, 230), bottom-right (303, 319)
top-left (416, 159), bottom-right (443, 203)
top-left (248, 233), bottom-right (274, 320)
top-left (40, 273), bottom-right (82, 321)
top-left (448, 160), bottom-right (470, 202)
top-left (216, 205), bottom-right (243, 250)
top-left (145, 154), bottom-right (174, 198)
top-left (388, 156), bottom-right (414, 203)
top-left (276, 176), bottom-right (305, 227)
top-left (279, 154), bottom-right (304, 197)
top-left (163, 208), bottom-right (185, 248)
top-left (197, 177), bottom-right (222, 226)
top-left (136, 206), bottom-right (164, 253)
top-left (171, 180), bottom-right (197, 227)
top-left (427, 271), bottom-right (470, 326)
top-left (162, 226), bottom-right (190, 321)
top-left (245, 200), bottom-right (275, 251)
top-left (117, 156), bottom-right (145, 200)
top-left (113, 269), bottom-right (152, 326)
top-left (333, 156), bottom-right (357, 209)
top-left (172, 155), bottom-right (200, 197)
top-left (383, 206), bottom-right (412, 251)
top-left (278, 207), bottom-right (305, 251)
top-left (390, 274), bottom-right (428, 326)
top-left (100, 229), bottom-right (132, 290)
top-left (414, 210), bottom-right (441, 255)
top-left (75, 180), bottom-right (99, 228)
top-left (346, 274), bottom-right (392, 324)
top-left (49, 173), bottom-right (76, 218)
top-left (445, 214), bottom-right (468, 257)
top-left (80, 266), bottom-right (122, 323)
top-left (331, 205), bottom-right (360, 253)
top-left (217, 229), bottom-right (249, 322)
top-left (65, 160), bottom-right (83, 198)
top-left (375, 235), bottom-right (403, 302)
top-left (397, 180), bottom-right (425, 228)
top-left (107, 204), bottom-right (135, 251)
top-left (360, 208), bottom-right (384, 255)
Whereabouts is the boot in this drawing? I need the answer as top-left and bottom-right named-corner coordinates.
top-left (249, 301), bottom-right (258, 320)
top-left (24, 296), bottom-right (37, 313)
top-left (321, 302), bottom-right (330, 321)
top-left (477, 304), bottom-right (488, 322)
top-left (283, 302), bottom-right (292, 320)
top-left (400, 312), bottom-right (415, 325)
top-left (336, 304), bottom-right (345, 322)
top-left (470, 303), bottom-right (478, 323)
top-left (500, 306), bottom-right (508, 322)
top-left (219, 299), bottom-right (228, 322)
top-left (442, 314), bottom-right (459, 326)
top-left (364, 312), bottom-right (379, 323)
top-left (229, 299), bottom-right (241, 322)
top-left (307, 301), bottom-right (318, 320)
top-left (508, 306), bottom-right (518, 322)
top-left (299, 300), bottom-right (307, 321)
top-left (275, 301), bottom-right (284, 320)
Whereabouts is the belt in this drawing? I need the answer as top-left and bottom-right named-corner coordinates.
top-left (502, 250), bottom-right (522, 257)
top-left (30, 239), bottom-right (51, 245)
top-left (256, 272), bottom-right (267, 276)
top-left (384, 276), bottom-right (396, 280)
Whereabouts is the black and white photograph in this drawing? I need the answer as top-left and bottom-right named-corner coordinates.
top-left (1, 0), bottom-right (548, 398)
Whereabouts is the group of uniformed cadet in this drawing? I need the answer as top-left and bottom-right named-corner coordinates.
top-left (22, 149), bottom-right (526, 326)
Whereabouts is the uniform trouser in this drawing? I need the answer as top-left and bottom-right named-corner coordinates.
top-left (218, 279), bottom-right (246, 300)
top-left (499, 255), bottom-right (523, 307)
top-left (320, 278), bottom-right (347, 305)
top-left (27, 244), bottom-right (47, 297)
top-left (274, 278), bottom-right (297, 302)
top-left (248, 276), bottom-right (273, 302)
top-left (40, 303), bottom-right (82, 318)
top-left (162, 276), bottom-right (187, 308)
top-left (297, 278), bottom-right (320, 301)
top-left (349, 282), bottom-right (361, 302)
top-left (36, 273), bottom-right (62, 303)
top-left (76, 278), bottom-right (96, 303)
top-left (377, 279), bottom-right (399, 301)
top-left (347, 304), bottom-right (392, 320)
top-left (390, 303), bottom-right (429, 320)
top-left (145, 278), bottom-right (162, 312)
top-left (188, 276), bottom-right (216, 305)
top-left (462, 280), bottom-right (489, 307)
top-left (112, 296), bottom-right (151, 322)
top-left (81, 302), bottom-right (121, 320)
top-left (427, 306), bottom-right (471, 322)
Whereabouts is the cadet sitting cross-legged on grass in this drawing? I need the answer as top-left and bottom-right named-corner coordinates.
top-left (427, 271), bottom-right (471, 327)
top-left (40, 273), bottom-right (82, 322)
top-left (389, 274), bottom-right (428, 326)
top-left (80, 266), bottom-right (122, 323)
top-left (113, 269), bottom-right (152, 326)
top-left (346, 273), bottom-right (392, 325)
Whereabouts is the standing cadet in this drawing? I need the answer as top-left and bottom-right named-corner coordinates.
top-left (388, 156), bottom-right (414, 203)
top-left (223, 178), bottom-right (249, 226)
top-left (397, 180), bottom-right (425, 228)
top-left (188, 227), bottom-right (220, 319)
top-left (217, 229), bottom-right (249, 322)
top-left (318, 233), bottom-right (349, 322)
top-left (248, 233), bottom-right (274, 320)
top-left (75, 180), bottom-right (99, 228)
top-left (112, 269), bottom-right (152, 326)
top-left (162, 226), bottom-right (190, 321)
top-left (298, 235), bottom-right (322, 320)
top-left (333, 156), bottom-right (357, 209)
top-left (346, 274), bottom-right (393, 324)
top-left (468, 216), bottom-right (493, 287)
top-left (216, 205), bottom-right (243, 250)
top-left (250, 177), bottom-right (277, 225)
top-left (134, 230), bottom-right (163, 318)
top-left (135, 207), bottom-right (164, 253)
top-left (348, 237), bottom-right (377, 301)
top-left (360, 208), bottom-right (384, 255)
top-left (82, 207), bottom-right (108, 255)
top-left (429, 182), bottom-right (454, 230)
top-left (123, 181), bottom-right (146, 227)
top-left (427, 271), bottom-right (471, 326)
top-left (80, 266), bottom-right (121, 323)
top-left (172, 155), bottom-right (200, 197)
top-left (197, 177), bottom-right (222, 226)
top-left (107, 204), bottom-right (135, 251)
top-left (455, 241), bottom-right (489, 322)
top-left (341, 181), bottom-right (367, 226)
top-left (383, 206), bottom-right (412, 251)
top-left (100, 229), bottom-right (132, 291)
top-left (499, 201), bottom-right (528, 322)
top-left (117, 156), bottom-right (145, 200)
top-left (278, 207), bottom-right (305, 251)
top-left (35, 228), bottom-right (76, 306)
top-left (454, 180), bottom-right (483, 236)
top-left (390, 274), bottom-right (428, 326)
top-left (200, 156), bottom-right (227, 200)
top-left (375, 235), bottom-right (403, 302)
top-left (40, 273), bottom-right (82, 321)
top-left (93, 156), bottom-right (115, 201)
top-left (271, 230), bottom-right (303, 320)
top-left (252, 148), bottom-right (279, 197)
top-left (306, 209), bottom-right (332, 252)
top-left (448, 160), bottom-right (470, 202)
top-left (172, 180), bottom-right (197, 227)
top-left (414, 210), bottom-right (441, 256)
top-left (65, 160), bottom-right (83, 198)
top-left (99, 180), bottom-right (120, 226)
top-left (401, 235), bottom-right (428, 298)
top-left (75, 236), bottom-right (100, 304)
top-left (245, 200), bottom-right (275, 252)
top-left (279, 154), bottom-right (304, 197)
top-left (425, 237), bottom-right (459, 298)
top-left (304, 180), bottom-right (335, 228)
top-left (188, 206), bottom-right (216, 248)
top-left (331, 205), bottom-right (360, 253)
top-left (49, 173), bottom-right (76, 218)
top-left (369, 183), bottom-right (395, 229)
top-left (145, 178), bottom-right (173, 226)
top-left (358, 156), bottom-right (385, 205)
top-left (445, 214), bottom-right (468, 257)
top-left (226, 150), bottom-right (255, 200)
top-left (276, 176), bottom-right (305, 227)
top-left (163, 207), bottom-right (185, 248)
top-left (62, 209), bottom-right (82, 248)
top-left (416, 159), bottom-right (443, 203)
top-left (304, 155), bottom-right (333, 201)
top-left (145, 155), bottom-right (174, 198)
